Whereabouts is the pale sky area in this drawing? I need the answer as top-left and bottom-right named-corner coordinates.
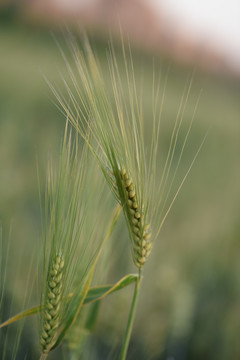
top-left (51, 0), bottom-right (240, 69)
top-left (149, 0), bottom-right (240, 69)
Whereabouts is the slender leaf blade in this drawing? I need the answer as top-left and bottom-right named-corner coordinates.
top-left (0, 305), bottom-right (42, 328)
top-left (0, 273), bottom-right (137, 329)
top-left (84, 274), bottom-right (138, 304)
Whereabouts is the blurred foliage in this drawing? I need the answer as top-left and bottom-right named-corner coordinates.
top-left (0, 16), bottom-right (240, 360)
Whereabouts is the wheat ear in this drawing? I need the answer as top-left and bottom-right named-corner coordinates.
top-left (40, 253), bottom-right (64, 353)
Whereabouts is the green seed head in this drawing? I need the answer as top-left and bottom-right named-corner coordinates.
top-left (40, 252), bottom-right (64, 353)
top-left (119, 169), bottom-right (153, 268)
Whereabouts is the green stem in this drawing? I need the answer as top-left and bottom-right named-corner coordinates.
top-left (40, 352), bottom-right (48, 360)
top-left (118, 269), bottom-right (142, 360)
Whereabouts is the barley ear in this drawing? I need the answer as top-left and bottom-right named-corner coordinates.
top-left (120, 169), bottom-right (152, 268)
top-left (40, 252), bottom-right (64, 354)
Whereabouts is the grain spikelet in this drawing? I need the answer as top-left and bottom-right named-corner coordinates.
top-left (40, 253), bottom-right (64, 352)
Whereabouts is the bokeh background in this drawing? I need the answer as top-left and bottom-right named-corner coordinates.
top-left (0, 1), bottom-right (240, 359)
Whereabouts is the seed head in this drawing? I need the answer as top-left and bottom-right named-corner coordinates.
top-left (119, 169), bottom-right (152, 268)
top-left (40, 252), bottom-right (64, 353)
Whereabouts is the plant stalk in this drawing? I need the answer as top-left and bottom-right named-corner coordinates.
top-left (118, 269), bottom-right (142, 360)
top-left (40, 352), bottom-right (48, 360)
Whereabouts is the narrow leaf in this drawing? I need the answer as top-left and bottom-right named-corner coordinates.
top-left (84, 274), bottom-right (138, 304)
top-left (0, 273), bottom-right (137, 329)
top-left (0, 305), bottom-right (42, 328)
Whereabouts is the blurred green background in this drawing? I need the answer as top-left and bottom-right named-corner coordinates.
top-left (0, 6), bottom-right (240, 360)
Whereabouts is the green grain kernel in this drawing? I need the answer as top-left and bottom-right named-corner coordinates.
top-left (129, 190), bottom-right (135, 198)
top-left (128, 199), bottom-right (133, 207)
top-left (125, 179), bottom-right (131, 187)
top-left (49, 281), bottom-right (57, 288)
top-left (144, 233), bottom-right (151, 241)
top-left (132, 202), bottom-right (138, 209)
top-left (135, 212), bottom-right (140, 219)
